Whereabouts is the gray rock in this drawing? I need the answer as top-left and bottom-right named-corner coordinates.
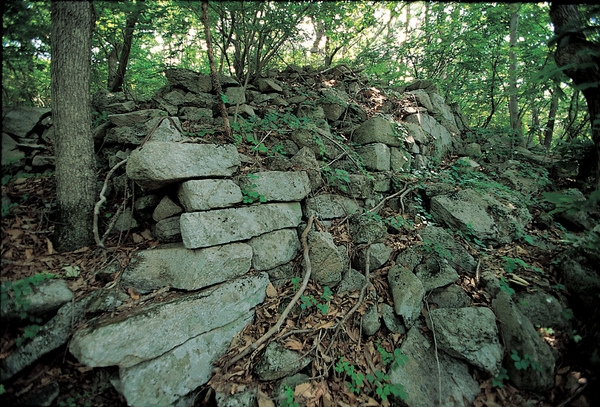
top-left (355, 143), bottom-right (391, 171)
top-left (464, 143), bottom-right (482, 158)
top-left (381, 303), bottom-right (405, 334)
top-left (165, 68), bottom-right (213, 94)
top-left (305, 231), bottom-right (347, 287)
top-left (161, 89), bottom-right (186, 106)
top-left (274, 374), bottom-right (310, 407)
top-left (290, 147), bottom-right (322, 190)
top-left (400, 121), bottom-right (427, 144)
top-left (121, 242), bottom-right (252, 293)
top-left (112, 211), bottom-right (138, 232)
top-left (342, 174), bottom-right (373, 199)
top-left (430, 189), bottom-right (531, 246)
top-left (31, 154), bottom-right (54, 167)
top-left (353, 243), bottom-right (392, 272)
top-left (126, 142), bottom-right (240, 190)
top-left (256, 78), bottom-right (283, 93)
top-left (178, 179), bottom-right (243, 211)
top-left (427, 307), bottom-right (503, 375)
top-left (362, 301), bottom-right (381, 336)
top-left (147, 117), bottom-right (185, 142)
top-left (119, 312), bottom-right (254, 407)
top-left (69, 273), bottom-right (269, 369)
top-left (224, 87), bottom-right (246, 105)
top-left (492, 292), bottom-right (557, 391)
top-left (349, 215), bottom-right (387, 244)
top-left (20, 381), bottom-right (60, 407)
top-left (216, 388), bottom-right (258, 407)
top-left (428, 92), bottom-right (460, 134)
top-left (180, 106), bottom-right (213, 122)
top-left (419, 226), bottom-right (476, 274)
top-left (394, 247), bottom-right (423, 272)
top-left (427, 284), bottom-right (471, 308)
top-left (2, 133), bottom-right (26, 165)
top-left (154, 216), bottom-right (182, 243)
top-left (180, 202), bottom-right (303, 249)
top-left (388, 264), bottom-right (425, 328)
top-left (337, 269), bottom-right (366, 294)
top-left (290, 127), bottom-right (342, 159)
top-left (1, 289), bottom-right (125, 381)
top-left (265, 263), bottom-right (297, 288)
top-left (1, 279), bottom-right (73, 321)
top-left (303, 194), bottom-right (362, 220)
top-left (388, 327), bottom-right (480, 407)
top-left (515, 290), bottom-right (570, 330)
top-left (105, 126), bottom-right (145, 145)
top-left (183, 92), bottom-right (218, 108)
top-left (390, 147), bottom-right (411, 172)
top-left (404, 113), bottom-right (452, 158)
top-left (352, 117), bottom-right (400, 147)
top-left (557, 251), bottom-right (600, 310)
top-left (2, 107), bottom-right (51, 139)
top-left (254, 342), bottom-right (312, 381)
top-left (414, 258), bottom-right (459, 292)
top-left (108, 109), bottom-right (164, 127)
top-left (248, 229), bottom-right (300, 271)
top-left (152, 195), bottom-right (182, 222)
top-left (371, 172), bottom-right (392, 192)
top-left (247, 171), bottom-right (311, 202)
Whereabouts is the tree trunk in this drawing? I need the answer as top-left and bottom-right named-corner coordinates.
top-left (51, 1), bottom-right (96, 251)
top-left (508, 4), bottom-right (523, 146)
top-left (550, 3), bottom-right (600, 188)
top-left (543, 86), bottom-right (560, 148)
top-left (201, 0), bottom-right (231, 139)
top-left (109, 0), bottom-right (144, 92)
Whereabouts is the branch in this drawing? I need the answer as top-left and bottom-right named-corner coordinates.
top-left (222, 215), bottom-right (316, 371)
top-left (93, 158), bottom-right (128, 248)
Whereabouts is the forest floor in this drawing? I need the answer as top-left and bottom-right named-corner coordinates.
top-left (1, 153), bottom-right (598, 407)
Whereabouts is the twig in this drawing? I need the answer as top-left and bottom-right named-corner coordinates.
top-left (368, 181), bottom-right (409, 213)
top-left (222, 215), bottom-right (316, 371)
top-left (475, 258), bottom-right (481, 287)
top-left (425, 299), bottom-right (443, 406)
top-left (93, 158), bottom-right (128, 248)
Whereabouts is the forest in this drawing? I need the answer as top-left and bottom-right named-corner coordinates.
top-left (1, 1), bottom-right (600, 407)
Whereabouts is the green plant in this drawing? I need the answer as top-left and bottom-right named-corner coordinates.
top-left (335, 347), bottom-right (408, 402)
top-left (499, 277), bottom-right (515, 296)
top-left (281, 385), bottom-right (299, 407)
top-left (2, 202), bottom-right (18, 217)
top-left (241, 174), bottom-right (267, 204)
top-left (300, 286), bottom-right (332, 315)
top-left (421, 238), bottom-right (451, 260)
top-left (322, 166), bottom-right (351, 192)
top-left (290, 276), bottom-right (301, 291)
top-left (1, 273), bottom-right (56, 319)
top-left (334, 357), bottom-right (366, 394)
top-left (510, 350), bottom-right (542, 372)
top-left (16, 324), bottom-right (41, 347)
top-left (502, 256), bottom-right (543, 274)
top-left (492, 367), bottom-right (509, 388)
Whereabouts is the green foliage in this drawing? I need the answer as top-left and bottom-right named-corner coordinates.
top-left (291, 276), bottom-right (301, 291)
top-left (421, 238), bottom-right (451, 260)
top-left (2, 202), bottom-right (18, 217)
top-left (499, 277), bottom-right (515, 296)
top-left (16, 324), bottom-right (41, 347)
top-left (322, 166), bottom-right (350, 192)
top-left (0, 384), bottom-right (5, 395)
top-left (492, 367), bottom-right (509, 388)
top-left (502, 256), bottom-right (543, 274)
top-left (280, 385), bottom-right (299, 407)
top-left (300, 286), bottom-right (332, 315)
top-left (241, 174), bottom-right (266, 204)
top-left (510, 350), bottom-right (542, 372)
top-left (1, 273), bottom-right (56, 320)
top-left (543, 188), bottom-right (600, 216)
top-left (335, 347), bottom-right (407, 402)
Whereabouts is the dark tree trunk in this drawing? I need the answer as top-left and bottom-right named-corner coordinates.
top-left (51, 1), bottom-right (96, 251)
top-left (550, 4), bottom-right (600, 188)
top-left (108, 1), bottom-right (144, 92)
top-left (201, 0), bottom-right (231, 139)
top-left (543, 86), bottom-right (560, 148)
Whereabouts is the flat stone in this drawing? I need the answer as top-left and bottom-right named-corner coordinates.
top-left (248, 229), bottom-right (300, 271)
top-left (180, 202), bottom-right (303, 249)
top-left (121, 242), bottom-right (252, 293)
top-left (177, 179), bottom-right (243, 211)
top-left (246, 171), bottom-right (311, 202)
top-left (303, 194), bottom-right (362, 219)
top-left (388, 264), bottom-right (425, 328)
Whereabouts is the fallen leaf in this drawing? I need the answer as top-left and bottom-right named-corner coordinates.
top-left (62, 264), bottom-right (81, 277)
top-left (141, 228), bottom-right (153, 240)
top-left (46, 238), bottom-right (55, 254)
top-left (284, 338), bottom-right (304, 351)
top-left (295, 382), bottom-right (314, 398)
top-left (257, 390), bottom-right (275, 407)
top-left (266, 283), bottom-right (278, 298)
top-left (132, 233), bottom-right (143, 243)
top-left (5, 229), bottom-right (23, 240)
top-left (25, 248), bottom-right (33, 259)
top-left (128, 288), bottom-right (140, 300)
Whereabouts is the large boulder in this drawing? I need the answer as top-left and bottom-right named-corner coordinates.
top-left (126, 142), bottom-right (240, 190)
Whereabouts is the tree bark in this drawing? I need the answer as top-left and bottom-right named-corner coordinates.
top-left (508, 4), bottom-right (523, 146)
top-left (109, 0), bottom-right (144, 92)
top-left (51, 1), bottom-right (96, 251)
top-left (201, 0), bottom-right (231, 139)
top-left (550, 3), bottom-right (600, 188)
top-left (543, 85), bottom-right (560, 148)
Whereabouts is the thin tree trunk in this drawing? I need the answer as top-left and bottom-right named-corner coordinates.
top-left (543, 86), bottom-right (560, 148)
top-left (51, 1), bottom-right (96, 251)
top-left (109, 0), bottom-right (144, 92)
top-left (550, 3), bottom-right (600, 188)
top-left (201, 0), bottom-right (231, 139)
top-left (508, 4), bottom-right (523, 146)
